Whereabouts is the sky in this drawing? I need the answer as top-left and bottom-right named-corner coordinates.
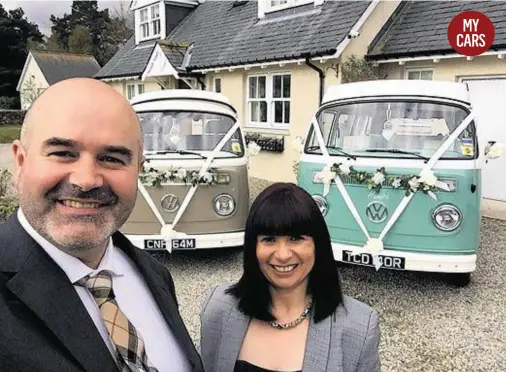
top-left (0, 0), bottom-right (129, 36)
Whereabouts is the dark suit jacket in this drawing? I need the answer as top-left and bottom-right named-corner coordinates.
top-left (0, 211), bottom-right (204, 372)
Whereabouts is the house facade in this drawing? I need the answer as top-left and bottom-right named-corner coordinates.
top-left (17, 51), bottom-right (101, 110)
top-left (94, 0), bottom-right (401, 182)
top-left (95, 0), bottom-right (506, 198)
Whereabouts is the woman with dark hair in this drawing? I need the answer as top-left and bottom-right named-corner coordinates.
top-left (199, 182), bottom-right (380, 372)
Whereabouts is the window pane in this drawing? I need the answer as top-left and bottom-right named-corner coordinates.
top-left (260, 101), bottom-right (267, 122)
top-left (421, 70), bottom-right (433, 80)
top-left (215, 78), bottom-right (221, 93)
top-left (249, 77), bottom-right (257, 98)
top-left (283, 75), bottom-right (291, 98)
top-left (284, 101), bottom-right (290, 123)
top-left (138, 84), bottom-right (145, 94)
top-left (407, 71), bottom-right (420, 80)
top-left (258, 76), bottom-right (266, 98)
top-left (273, 76), bottom-right (282, 98)
top-left (153, 20), bottom-right (160, 35)
top-left (251, 102), bottom-right (258, 122)
top-left (274, 101), bottom-right (283, 123)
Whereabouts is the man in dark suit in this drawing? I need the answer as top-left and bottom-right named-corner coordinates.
top-left (0, 78), bottom-right (204, 372)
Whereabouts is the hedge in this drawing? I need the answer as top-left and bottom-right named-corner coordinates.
top-left (0, 110), bottom-right (26, 126)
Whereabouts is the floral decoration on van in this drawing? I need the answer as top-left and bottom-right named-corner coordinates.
top-left (139, 165), bottom-right (219, 187)
top-left (318, 163), bottom-right (439, 200)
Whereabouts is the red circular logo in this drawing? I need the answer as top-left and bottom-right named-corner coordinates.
top-left (447, 11), bottom-right (495, 56)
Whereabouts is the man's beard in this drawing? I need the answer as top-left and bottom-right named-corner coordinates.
top-left (20, 181), bottom-right (135, 256)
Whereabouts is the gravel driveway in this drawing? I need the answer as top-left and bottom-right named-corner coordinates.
top-left (152, 177), bottom-right (506, 372)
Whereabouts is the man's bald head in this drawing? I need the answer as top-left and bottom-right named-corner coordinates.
top-left (20, 78), bottom-right (142, 152)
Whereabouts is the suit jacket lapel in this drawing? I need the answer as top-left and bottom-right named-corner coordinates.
top-left (112, 232), bottom-right (204, 372)
top-left (215, 305), bottom-right (250, 372)
top-left (3, 214), bottom-right (118, 372)
top-left (302, 311), bottom-right (343, 372)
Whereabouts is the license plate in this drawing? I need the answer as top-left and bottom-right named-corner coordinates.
top-left (170, 238), bottom-right (196, 249)
top-left (342, 250), bottom-right (405, 270)
top-left (143, 238), bottom-right (197, 250)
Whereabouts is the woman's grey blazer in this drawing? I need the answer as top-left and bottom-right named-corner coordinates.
top-left (199, 283), bottom-right (381, 372)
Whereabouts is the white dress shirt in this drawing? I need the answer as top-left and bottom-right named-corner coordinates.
top-left (17, 209), bottom-right (190, 372)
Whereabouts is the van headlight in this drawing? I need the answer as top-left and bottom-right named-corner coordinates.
top-left (213, 194), bottom-right (235, 216)
top-left (432, 204), bottom-right (462, 231)
top-left (312, 195), bottom-right (328, 216)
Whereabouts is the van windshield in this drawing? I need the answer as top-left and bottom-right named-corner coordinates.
top-left (306, 101), bottom-right (477, 160)
top-left (138, 111), bottom-right (244, 157)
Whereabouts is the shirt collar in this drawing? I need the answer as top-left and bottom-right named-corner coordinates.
top-left (17, 208), bottom-right (124, 284)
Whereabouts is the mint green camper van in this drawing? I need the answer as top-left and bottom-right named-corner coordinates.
top-left (296, 80), bottom-right (503, 286)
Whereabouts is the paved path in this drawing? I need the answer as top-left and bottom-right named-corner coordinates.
top-left (0, 144), bottom-right (13, 173)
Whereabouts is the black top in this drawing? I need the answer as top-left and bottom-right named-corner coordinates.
top-left (234, 360), bottom-right (302, 372)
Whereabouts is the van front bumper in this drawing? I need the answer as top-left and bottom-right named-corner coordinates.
top-left (125, 231), bottom-right (244, 251)
top-left (332, 242), bottom-right (476, 273)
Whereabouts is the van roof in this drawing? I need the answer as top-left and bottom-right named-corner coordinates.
top-left (129, 89), bottom-right (236, 112)
top-left (322, 80), bottom-right (471, 105)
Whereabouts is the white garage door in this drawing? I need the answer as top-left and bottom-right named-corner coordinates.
top-left (463, 78), bottom-right (506, 201)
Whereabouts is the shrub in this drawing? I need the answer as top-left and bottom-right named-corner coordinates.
top-left (0, 109), bottom-right (26, 126)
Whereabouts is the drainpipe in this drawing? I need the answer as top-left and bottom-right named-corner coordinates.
top-left (305, 56), bottom-right (325, 104)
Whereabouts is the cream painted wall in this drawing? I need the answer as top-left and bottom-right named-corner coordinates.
top-left (206, 63), bottom-right (336, 183)
top-left (105, 77), bottom-right (163, 98)
top-left (341, 0), bottom-right (401, 61)
top-left (19, 54), bottom-right (49, 110)
top-left (383, 55), bottom-right (506, 81)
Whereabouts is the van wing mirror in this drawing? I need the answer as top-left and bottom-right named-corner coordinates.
top-left (292, 136), bottom-right (305, 152)
top-left (485, 141), bottom-right (504, 159)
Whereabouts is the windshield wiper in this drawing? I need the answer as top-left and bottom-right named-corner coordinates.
top-left (366, 148), bottom-right (428, 161)
top-left (149, 150), bottom-right (207, 159)
top-left (306, 146), bottom-right (356, 160)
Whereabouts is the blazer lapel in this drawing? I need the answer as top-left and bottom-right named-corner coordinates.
top-left (4, 215), bottom-right (118, 372)
top-left (112, 233), bottom-right (204, 372)
top-left (215, 305), bottom-right (250, 372)
top-left (302, 312), bottom-right (343, 372)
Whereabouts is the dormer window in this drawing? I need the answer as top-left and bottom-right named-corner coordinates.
top-left (266, 0), bottom-right (314, 12)
top-left (138, 3), bottom-right (161, 41)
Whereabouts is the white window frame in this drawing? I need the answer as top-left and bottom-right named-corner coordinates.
top-left (138, 3), bottom-right (161, 41)
top-left (213, 77), bottom-right (222, 93)
top-left (405, 67), bottom-right (434, 81)
top-left (246, 72), bottom-right (291, 130)
top-left (266, 0), bottom-right (313, 12)
top-left (126, 83), bottom-right (145, 100)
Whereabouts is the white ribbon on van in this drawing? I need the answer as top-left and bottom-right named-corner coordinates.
top-left (137, 120), bottom-right (242, 252)
top-left (311, 110), bottom-right (477, 270)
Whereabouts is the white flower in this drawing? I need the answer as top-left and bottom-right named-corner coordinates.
top-left (164, 171), bottom-right (173, 178)
top-left (160, 225), bottom-right (178, 238)
top-left (364, 238), bottom-right (383, 254)
top-left (338, 163), bottom-right (351, 175)
top-left (176, 168), bottom-right (187, 179)
top-left (419, 169), bottom-right (437, 187)
top-left (201, 171), bottom-right (213, 183)
top-left (486, 142), bottom-right (504, 159)
top-left (292, 136), bottom-right (305, 152)
top-left (248, 141), bottom-right (261, 156)
top-left (371, 171), bottom-right (385, 185)
top-left (318, 165), bottom-right (336, 185)
top-left (408, 176), bottom-right (419, 191)
top-left (391, 178), bottom-right (401, 188)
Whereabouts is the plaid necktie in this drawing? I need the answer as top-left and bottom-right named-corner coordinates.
top-left (77, 270), bottom-right (159, 372)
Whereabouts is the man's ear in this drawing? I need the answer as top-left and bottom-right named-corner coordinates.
top-left (11, 140), bottom-right (25, 185)
top-left (139, 154), bottom-right (145, 172)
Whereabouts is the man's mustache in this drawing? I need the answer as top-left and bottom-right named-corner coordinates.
top-left (46, 182), bottom-right (118, 205)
